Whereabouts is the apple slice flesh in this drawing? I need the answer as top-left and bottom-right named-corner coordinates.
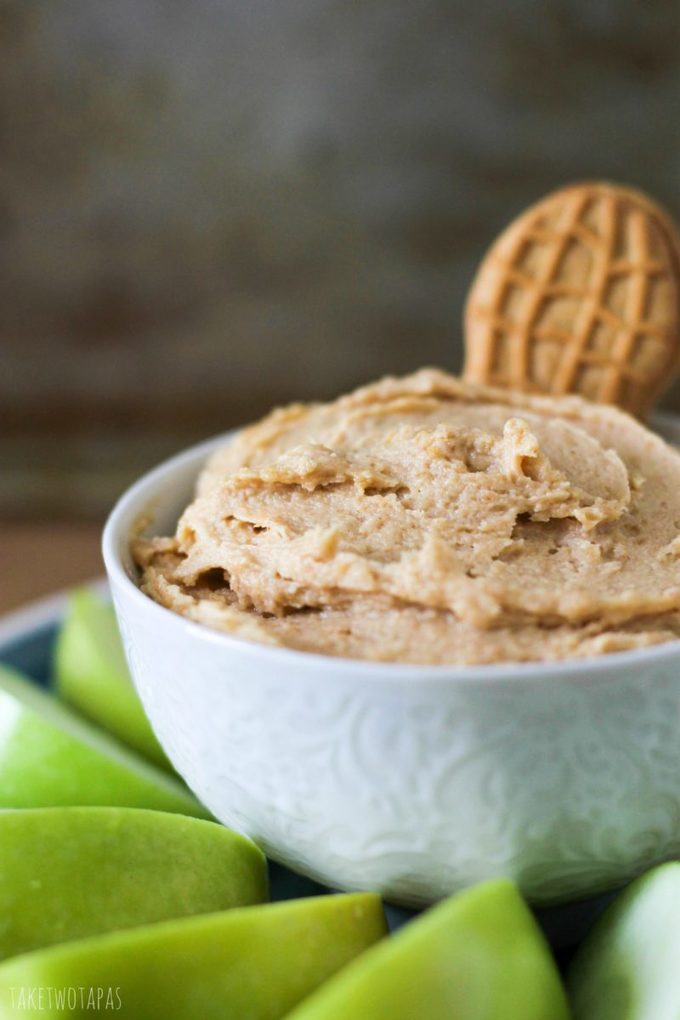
top-left (287, 879), bottom-right (570, 1020)
top-left (54, 590), bottom-right (168, 768)
top-left (0, 807), bottom-right (267, 961)
top-left (568, 862), bottom-right (680, 1019)
top-left (0, 894), bottom-right (387, 1020)
top-left (0, 665), bottom-right (207, 817)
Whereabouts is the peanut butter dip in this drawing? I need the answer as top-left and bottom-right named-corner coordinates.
top-left (134, 369), bottom-right (680, 665)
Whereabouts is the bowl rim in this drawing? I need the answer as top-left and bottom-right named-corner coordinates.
top-left (102, 412), bottom-right (680, 687)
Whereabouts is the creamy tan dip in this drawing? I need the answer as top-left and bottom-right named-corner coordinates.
top-left (134, 369), bottom-right (680, 665)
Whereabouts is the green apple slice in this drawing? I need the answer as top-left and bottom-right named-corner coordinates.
top-left (54, 590), bottom-right (168, 768)
top-left (568, 862), bottom-right (680, 1019)
top-left (0, 894), bottom-right (387, 1020)
top-left (286, 879), bottom-right (570, 1020)
top-left (0, 664), bottom-right (207, 817)
top-left (0, 807), bottom-right (267, 961)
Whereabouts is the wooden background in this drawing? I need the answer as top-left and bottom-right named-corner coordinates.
top-left (3, 1), bottom-right (680, 607)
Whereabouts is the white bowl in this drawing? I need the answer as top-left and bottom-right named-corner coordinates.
top-left (103, 415), bottom-right (680, 907)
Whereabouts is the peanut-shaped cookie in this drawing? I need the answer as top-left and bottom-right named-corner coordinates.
top-left (464, 182), bottom-right (680, 416)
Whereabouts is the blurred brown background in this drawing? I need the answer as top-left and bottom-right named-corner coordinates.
top-left (2, 1), bottom-right (680, 609)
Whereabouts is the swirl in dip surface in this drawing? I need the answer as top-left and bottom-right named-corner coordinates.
top-left (134, 369), bottom-right (680, 665)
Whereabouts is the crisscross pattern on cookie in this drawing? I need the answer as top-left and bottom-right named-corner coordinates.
top-left (464, 184), bottom-right (680, 415)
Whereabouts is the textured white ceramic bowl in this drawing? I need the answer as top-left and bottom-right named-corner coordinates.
top-left (103, 415), bottom-right (680, 907)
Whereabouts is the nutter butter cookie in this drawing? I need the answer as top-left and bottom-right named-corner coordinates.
top-left (463, 182), bottom-right (680, 417)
